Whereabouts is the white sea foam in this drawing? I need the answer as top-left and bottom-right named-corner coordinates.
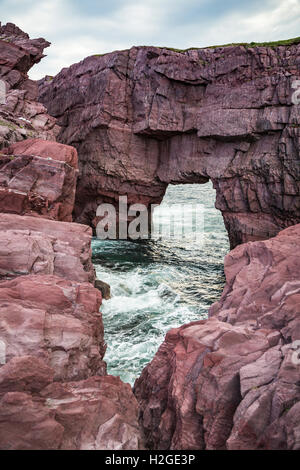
top-left (92, 181), bottom-right (229, 385)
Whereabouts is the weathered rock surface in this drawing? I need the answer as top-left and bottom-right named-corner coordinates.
top-left (0, 23), bottom-right (144, 451)
top-left (0, 22), bottom-right (48, 87)
top-left (2, 21), bottom-right (299, 452)
top-left (0, 357), bottom-right (143, 450)
top-left (0, 273), bottom-right (144, 450)
top-left (0, 139), bottom-right (78, 221)
top-left (0, 24), bottom-right (78, 223)
top-left (0, 242), bottom-right (144, 450)
top-left (210, 223), bottom-right (300, 336)
top-left (0, 274), bottom-right (106, 381)
top-left (7, 138), bottom-right (78, 168)
top-left (39, 42), bottom-right (300, 247)
top-left (0, 22), bottom-right (59, 148)
top-left (134, 224), bottom-right (300, 450)
top-left (0, 213), bottom-right (95, 283)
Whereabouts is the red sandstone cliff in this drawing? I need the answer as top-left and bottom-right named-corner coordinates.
top-left (0, 23), bottom-right (144, 450)
top-left (134, 224), bottom-right (300, 450)
top-left (0, 22), bottom-right (59, 146)
top-left (0, 21), bottom-right (299, 451)
top-left (39, 41), bottom-right (300, 248)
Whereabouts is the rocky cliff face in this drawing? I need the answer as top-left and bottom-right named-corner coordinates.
top-left (0, 23), bottom-right (144, 450)
top-left (0, 22), bottom-right (59, 147)
top-left (0, 25), bottom-right (74, 220)
top-left (0, 139), bottom-right (78, 221)
top-left (134, 224), bottom-right (300, 450)
top-left (39, 42), bottom-right (300, 247)
top-left (1, 21), bottom-right (299, 451)
top-left (0, 212), bottom-right (95, 283)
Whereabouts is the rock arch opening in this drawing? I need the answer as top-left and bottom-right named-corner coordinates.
top-left (92, 181), bottom-right (229, 384)
top-left (39, 45), bottom-right (300, 251)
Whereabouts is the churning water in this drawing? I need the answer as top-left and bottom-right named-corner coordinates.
top-left (92, 182), bottom-right (229, 384)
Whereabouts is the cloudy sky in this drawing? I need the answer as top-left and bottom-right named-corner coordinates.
top-left (1, 0), bottom-right (300, 79)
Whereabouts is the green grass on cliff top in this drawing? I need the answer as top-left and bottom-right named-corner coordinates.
top-left (89, 36), bottom-right (300, 59)
top-left (161, 36), bottom-right (300, 53)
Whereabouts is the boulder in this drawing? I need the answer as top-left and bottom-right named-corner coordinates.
top-left (95, 279), bottom-right (111, 299)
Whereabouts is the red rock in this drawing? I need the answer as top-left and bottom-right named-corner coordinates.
top-left (0, 364), bottom-right (144, 450)
top-left (39, 44), bottom-right (300, 247)
top-left (0, 25), bottom-right (76, 220)
top-left (0, 88), bottom-right (59, 145)
top-left (0, 140), bottom-right (78, 221)
top-left (0, 274), bottom-right (106, 381)
top-left (0, 270), bottom-right (144, 450)
top-left (134, 225), bottom-right (300, 450)
top-left (0, 22), bottom-right (49, 87)
top-left (209, 223), bottom-right (300, 338)
top-left (0, 229), bottom-right (54, 279)
top-left (226, 345), bottom-right (300, 450)
top-left (0, 155), bottom-right (75, 221)
top-left (7, 138), bottom-right (78, 169)
top-left (134, 318), bottom-right (273, 449)
top-left (0, 23), bottom-right (59, 148)
top-left (0, 23), bottom-right (143, 450)
top-left (0, 213), bottom-right (95, 283)
top-left (0, 390), bottom-right (64, 450)
top-left (2, 21), bottom-right (299, 451)
top-left (0, 356), bottom-right (54, 393)
top-left (41, 375), bottom-right (144, 450)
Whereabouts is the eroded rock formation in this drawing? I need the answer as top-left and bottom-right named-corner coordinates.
top-left (39, 42), bottom-right (300, 247)
top-left (1, 21), bottom-right (299, 451)
top-left (0, 23), bottom-right (144, 450)
top-left (134, 224), bottom-right (300, 450)
top-left (0, 212), bottom-right (95, 283)
top-left (0, 22), bottom-right (59, 147)
top-left (0, 23), bottom-right (73, 221)
top-left (0, 274), bottom-right (106, 381)
top-left (0, 359), bottom-right (142, 450)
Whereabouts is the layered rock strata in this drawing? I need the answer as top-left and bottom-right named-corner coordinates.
top-left (0, 359), bottom-right (142, 450)
top-left (0, 212), bottom-right (95, 282)
top-left (0, 274), bottom-right (106, 381)
top-left (39, 42), bottom-right (300, 247)
top-left (0, 139), bottom-right (78, 221)
top-left (1, 20), bottom-right (299, 451)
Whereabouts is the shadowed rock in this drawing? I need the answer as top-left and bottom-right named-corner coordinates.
top-left (95, 279), bottom-right (111, 299)
top-left (0, 22), bottom-right (145, 451)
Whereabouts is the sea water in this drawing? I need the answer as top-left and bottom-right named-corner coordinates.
top-left (92, 182), bottom-right (229, 385)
